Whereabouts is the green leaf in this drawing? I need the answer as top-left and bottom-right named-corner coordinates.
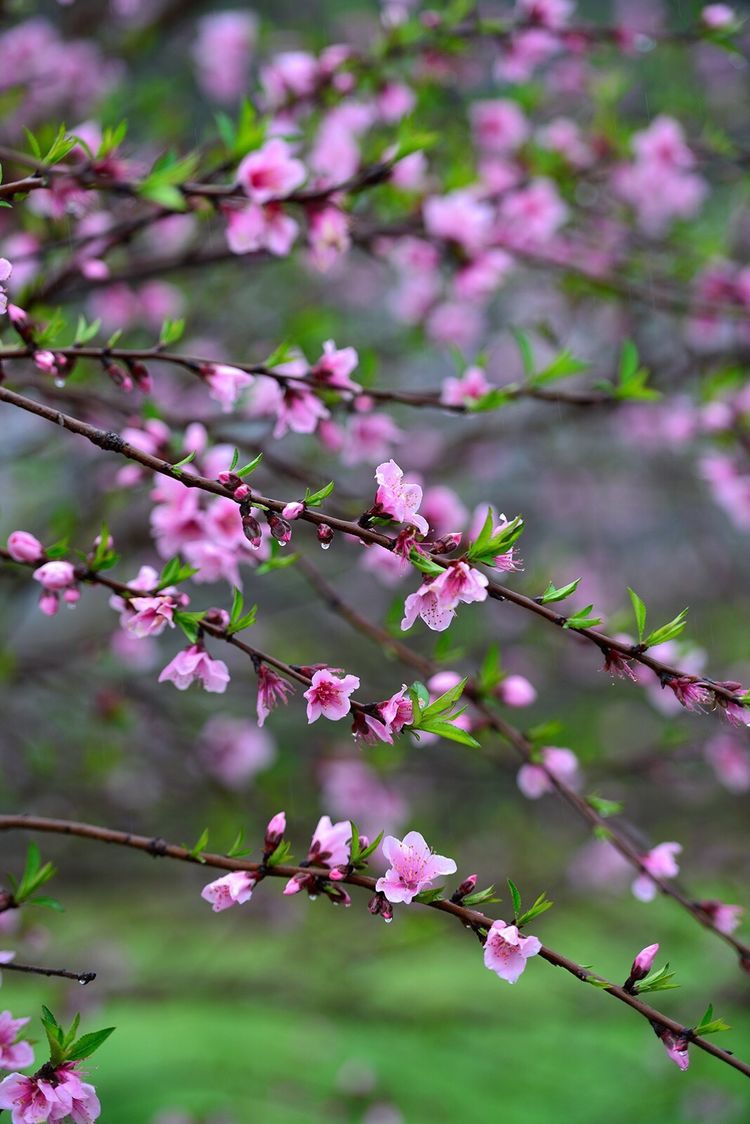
top-left (540, 578), bottom-right (581, 605)
top-left (507, 879), bottom-right (522, 919)
top-left (227, 586), bottom-right (257, 635)
top-left (236, 453), bottom-right (263, 477)
top-left (15, 843), bottom-right (56, 904)
top-left (226, 828), bottom-right (251, 858)
top-left (230, 448), bottom-right (240, 471)
top-left (562, 605), bottom-right (602, 630)
top-left (185, 828), bottom-right (209, 862)
top-left (643, 608), bottom-right (688, 649)
top-left (516, 891), bottom-right (553, 928)
top-left (477, 645), bottom-right (503, 693)
top-left (586, 794), bottom-right (623, 818)
top-left (66, 1027), bottom-right (116, 1062)
top-left (413, 887), bottom-right (445, 904)
top-left (466, 510), bottom-right (524, 566)
top-left (255, 549), bottom-right (299, 576)
top-left (415, 720), bottom-right (480, 748)
top-left (511, 329), bottom-right (535, 378)
top-left (266, 839), bottom-right (292, 867)
top-left (531, 349), bottom-right (589, 385)
top-left (409, 550), bottom-right (444, 576)
top-left (636, 962), bottom-right (679, 994)
top-left (694, 1003), bottom-right (731, 1036)
top-left (461, 885), bottom-right (501, 907)
top-left (73, 316), bottom-right (101, 345)
top-left (173, 610), bottom-right (206, 644)
top-left (627, 587), bottom-right (647, 643)
top-left (156, 556), bottom-right (198, 591)
top-left (468, 387), bottom-right (515, 412)
top-left (303, 481), bottom-right (334, 507)
top-left (421, 676), bottom-right (468, 720)
top-left (159, 318), bottom-right (185, 347)
top-left (171, 451), bottom-right (196, 472)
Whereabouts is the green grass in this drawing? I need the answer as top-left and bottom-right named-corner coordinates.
top-left (5, 888), bottom-right (750, 1123)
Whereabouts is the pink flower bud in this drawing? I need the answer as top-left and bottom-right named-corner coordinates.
top-left (454, 873), bottom-right (478, 900)
top-left (282, 501), bottom-right (305, 520)
top-left (630, 942), bottom-right (659, 984)
top-left (33, 350), bottom-right (57, 374)
top-left (7, 531), bottom-right (43, 563)
top-left (498, 674), bottom-right (537, 708)
top-left (268, 512), bottom-right (292, 545)
top-left (38, 591), bottom-right (59, 616)
top-left (218, 471), bottom-right (244, 491)
top-left (317, 523), bottom-right (334, 549)
top-left (264, 811), bottom-right (286, 852)
top-left (8, 304), bottom-right (27, 324)
top-left (32, 560), bottom-right (75, 590)
top-left (242, 515), bottom-right (263, 549)
top-left (63, 588), bottom-right (80, 606)
top-left (129, 360), bottom-right (152, 392)
top-left (235, 484), bottom-right (251, 500)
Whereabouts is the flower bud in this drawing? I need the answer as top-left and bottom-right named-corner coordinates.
top-left (283, 501), bottom-right (305, 520)
top-left (264, 811), bottom-right (286, 853)
top-left (317, 523), bottom-right (334, 549)
top-left (368, 892), bottom-right (393, 922)
top-left (218, 471), bottom-right (244, 491)
top-left (234, 484), bottom-right (251, 500)
top-left (38, 591), bottom-right (59, 616)
top-left (128, 360), bottom-right (152, 393)
top-left (268, 513), bottom-right (292, 545)
top-left (104, 360), bottom-right (133, 392)
top-left (63, 588), bottom-right (80, 606)
top-left (631, 943), bottom-right (659, 979)
top-left (453, 874), bottom-right (478, 902)
top-left (242, 515), bottom-right (263, 549)
top-left (431, 532), bottom-right (462, 554)
top-left (7, 531), bottom-right (43, 563)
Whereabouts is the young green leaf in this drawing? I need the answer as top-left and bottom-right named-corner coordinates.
top-left (643, 608), bottom-right (688, 649)
top-left (627, 587), bottom-right (647, 644)
top-left (540, 578), bottom-right (581, 605)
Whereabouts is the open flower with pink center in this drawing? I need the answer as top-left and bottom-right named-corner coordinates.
top-left (483, 919), bottom-right (542, 983)
top-left (124, 595), bottom-right (176, 638)
top-left (429, 561), bottom-right (488, 610)
top-left (378, 685), bottom-right (414, 734)
top-left (0, 1072), bottom-right (63, 1122)
top-left (517, 746), bottom-right (580, 799)
top-left (311, 339), bottom-right (361, 394)
top-left (225, 201), bottom-right (299, 257)
top-left (0, 1012), bottom-right (33, 1070)
top-left (273, 382), bottom-right (330, 438)
top-left (51, 1065), bottom-right (101, 1122)
top-left (376, 830), bottom-right (457, 904)
top-left (401, 580), bottom-right (456, 632)
top-left (374, 460), bottom-right (428, 534)
top-left (158, 645), bottom-right (230, 693)
top-left (201, 870), bottom-right (256, 912)
top-left (470, 99), bottom-right (529, 152)
top-left (632, 842), bottom-right (682, 902)
top-left (307, 815), bottom-right (352, 867)
top-left (237, 138), bottom-right (306, 203)
top-left (423, 190), bottom-right (493, 256)
top-left (304, 668), bottom-right (360, 722)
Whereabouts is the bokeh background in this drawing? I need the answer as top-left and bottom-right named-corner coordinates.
top-left (1, 0), bottom-right (749, 1120)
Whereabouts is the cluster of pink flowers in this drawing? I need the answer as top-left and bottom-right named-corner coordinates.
top-left (0, 1062), bottom-right (100, 1123)
top-left (402, 561), bottom-right (488, 633)
top-left (614, 117), bottom-right (708, 236)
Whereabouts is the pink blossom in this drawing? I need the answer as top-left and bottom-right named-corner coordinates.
top-left (282, 501), bottom-right (305, 520)
top-left (158, 645), bottom-right (230, 693)
top-left (202, 363), bottom-right (254, 413)
top-left (376, 82), bottom-right (415, 122)
top-left (265, 811), bottom-right (286, 852)
top-left (308, 205), bottom-right (351, 271)
top-left (307, 815), bottom-right (352, 867)
top-left (429, 560), bottom-right (488, 609)
top-left (374, 460), bottom-right (428, 534)
top-left (0, 1012), bottom-right (33, 1070)
top-left (702, 4), bottom-right (735, 28)
top-left (32, 560), bottom-right (75, 590)
top-left (260, 51), bottom-right (319, 109)
top-left (704, 735), bottom-right (750, 793)
top-left (470, 99), bottom-right (529, 152)
top-left (440, 365), bottom-right (490, 407)
top-left (660, 1030), bottom-right (690, 1071)
top-left (237, 139), bottom-right (306, 203)
top-left (517, 747), bottom-right (580, 799)
top-left (342, 414), bottom-right (403, 466)
top-left (632, 842), bottom-right (682, 902)
top-left (699, 899), bottom-right (743, 935)
top-left (401, 581), bottom-right (456, 632)
top-left (124, 596), bottom-right (176, 638)
top-left (193, 11), bottom-right (257, 103)
top-left (516, 0), bottom-right (573, 28)
top-left (0, 1072), bottom-right (62, 1122)
top-left (311, 339), bottom-right (360, 394)
top-left (51, 1065), bottom-right (101, 1123)
top-left (378, 685), bottom-right (414, 734)
top-left (483, 920), bottom-right (542, 983)
top-left (494, 28), bottom-right (560, 83)
top-left (420, 486), bottom-right (468, 538)
top-left (320, 759), bottom-right (408, 838)
top-left (225, 201), bottom-right (299, 256)
top-left (630, 943), bottom-right (659, 981)
top-left (256, 663), bottom-right (294, 726)
top-left (201, 870), bottom-right (255, 912)
top-left (497, 675), bottom-right (537, 708)
top-left (304, 668), bottom-right (360, 722)
top-left (496, 178), bottom-right (568, 247)
top-left (6, 531), bottom-right (43, 563)
top-left (423, 190), bottom-right (493, 255)
top-left (376, 830), bottom-right (457, 904)
top-left (199, 716), bottom-right (275, 787)
top-left (273, 382), bottom-right (330, 438)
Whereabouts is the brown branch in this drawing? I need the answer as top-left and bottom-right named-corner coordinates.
top-left (0, 383), bottom-right (744, 720)
top-left (297, 558), bottom-right (750, 967)
top-left (2, 961), bottom-right (96, 985)
top-left (0, 814), bottom-right (745, 1077)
